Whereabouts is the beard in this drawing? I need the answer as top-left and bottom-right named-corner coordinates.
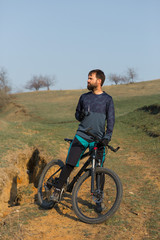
top-left (87, 83), bottom-right (97, 91)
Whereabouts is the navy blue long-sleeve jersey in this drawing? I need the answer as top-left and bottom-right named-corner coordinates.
top-left (75, 91), bottom-right (115, 141)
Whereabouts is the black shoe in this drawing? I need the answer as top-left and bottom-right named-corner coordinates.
top-left (50, 188), bottom-right (62, 202)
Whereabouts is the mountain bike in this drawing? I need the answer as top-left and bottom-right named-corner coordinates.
top-left (38, 131), bottom-right (123, 224)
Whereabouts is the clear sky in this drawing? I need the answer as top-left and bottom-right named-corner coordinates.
top-left (1, 0), bottom-right (160, 92)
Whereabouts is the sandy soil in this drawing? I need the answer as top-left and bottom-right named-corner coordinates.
top-left (0, 144), bottom-right (159, 240)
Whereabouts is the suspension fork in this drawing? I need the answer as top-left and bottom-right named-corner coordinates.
top-left (91, 146), bottom-right (97, 193)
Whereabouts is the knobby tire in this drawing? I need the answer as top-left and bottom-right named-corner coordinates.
top-left (38, 159), bottom-right (64, 209)
top-left (72, 167), bottom-right (123, 224)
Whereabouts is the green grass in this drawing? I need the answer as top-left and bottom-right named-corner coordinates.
top-left (114, 94), bottom-right (160, 117)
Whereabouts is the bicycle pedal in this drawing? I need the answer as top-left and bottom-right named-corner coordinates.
top-left (59, 188), bottom-right (64, 201)
top-left (50, 188), bottom-right (64, 203)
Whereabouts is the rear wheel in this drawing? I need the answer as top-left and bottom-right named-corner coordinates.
top-left (38, 159), bottom-right (64, 209)
top-left (72, 167), bottom-right (123, 224)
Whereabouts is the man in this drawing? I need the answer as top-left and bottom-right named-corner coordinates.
top-left (51, 69), bottom-right (115, 202)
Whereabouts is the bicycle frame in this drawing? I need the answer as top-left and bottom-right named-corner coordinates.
top-left (54, 134), bottom-right (120, 194)
top-left (42, 152), bottom-right (93, 192)
top-left (66, 150), bottom-right (93, 193)
top-left (38, 130), bottom-right (121, 223)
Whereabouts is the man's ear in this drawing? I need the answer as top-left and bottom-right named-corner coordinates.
top-left (97, 78), bottom-right (102, 85)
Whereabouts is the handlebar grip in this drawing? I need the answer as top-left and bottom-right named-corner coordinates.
top-left (64, 138), bottom-right (73, 143)
top-left (108, 145), bottom-right (120, 152)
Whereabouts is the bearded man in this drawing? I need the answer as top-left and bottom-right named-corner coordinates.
top-left (51, 69), bottom-right (115, 202)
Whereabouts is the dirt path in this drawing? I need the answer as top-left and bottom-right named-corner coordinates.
top-left (21, 155), bottom-right (156, 239)
top-left (1, 140), bottom-right (159, 240)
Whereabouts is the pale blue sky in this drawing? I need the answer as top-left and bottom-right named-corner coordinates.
top-left (1, 0), bottom-right (160, 92)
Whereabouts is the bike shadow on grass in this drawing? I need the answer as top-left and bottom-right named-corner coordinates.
top-left (34, 192), bottom-right (80, 222)
top-left (53, 192), bottom-right (101, 221)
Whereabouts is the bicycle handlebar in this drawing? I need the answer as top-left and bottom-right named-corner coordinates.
top-left (64, 128), bottom-right (120, 153)
top-left (64, 138), bottom-right (73, 143)
top-left (107, 145), bottom-right (120, 152)
top-left (85, 129), bottom-right (120, 152)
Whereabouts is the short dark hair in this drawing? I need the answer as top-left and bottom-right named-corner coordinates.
top-left (88, 69), bottom-right (105, 86)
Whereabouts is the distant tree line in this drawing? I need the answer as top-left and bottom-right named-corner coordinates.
top-left (108, 67), bottom-right (138, 85)
top-left (0, 65), bottom-right (138, 109)
top-left (0, 66), bottom-right (56, 109)
top-left (25, 75), bottom-right (56, 91)
top-left (0, 67), bottom-right (11, 108)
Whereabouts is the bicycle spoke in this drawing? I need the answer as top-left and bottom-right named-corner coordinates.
top-left (72, 168), bottom-right (122, 223)
top-left (38, 160), bottom-right (64, 209)
top-left (77, 175), bottom-right (116, 217)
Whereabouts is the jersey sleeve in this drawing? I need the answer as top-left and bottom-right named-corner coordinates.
top-left (75, 95), bottom-right (83, 121)
top-left (104, 97), bottom-right (115, 141)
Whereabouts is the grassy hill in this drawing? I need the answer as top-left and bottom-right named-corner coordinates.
top-left (0, 79), bottom-right (160, 239)
top-left (0, 79), bottom-right (159, 156)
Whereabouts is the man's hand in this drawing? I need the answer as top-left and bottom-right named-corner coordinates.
top-left (79, 109), bottom-right (85, 121)
top-left (99, 138), bottom-right (109, 147)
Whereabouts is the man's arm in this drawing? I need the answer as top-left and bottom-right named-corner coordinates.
top-left (75, 95), bottom-right (85, 121)
top-left (104, 97), bottom-right (115, 141)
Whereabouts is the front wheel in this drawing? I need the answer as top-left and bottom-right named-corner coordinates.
top-left (38, 159), bottom-right (64, 209)
top-left (72, 167), bottom-right (123, 224)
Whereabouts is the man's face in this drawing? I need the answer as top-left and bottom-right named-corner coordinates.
top-left (87, 73), bottom-right (98, 90)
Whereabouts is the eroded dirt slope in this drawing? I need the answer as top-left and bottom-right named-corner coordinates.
top-left (0, 141), bottom-right (159, 240)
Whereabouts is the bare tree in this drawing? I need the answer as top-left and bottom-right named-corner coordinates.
top-left (25, 76), bottom-right (43, 91)
top-left (108, 68), bottom-right (138, 85)
top-left (25, 74), bottom-right (56, 91)
top-left (108, 73), bottom-right (121, 85)
top-left (0, 67), bottom-right (11, 108)
top-left (39, 75), bottom-right (56, 90)
top-left (0, 67), bottom-right (10, 92)
top-left (120, 75), bottom-right (130, 84)
top-left (127, 68), bottom-right (137, 83)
